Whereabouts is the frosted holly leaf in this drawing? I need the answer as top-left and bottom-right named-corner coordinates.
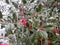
top-left (46, 23), bottom-right (53, 25)
top-left (0, 4), bottom-right (2, 11)
top-left (18, 0), bottom-right (22, 4)
top-left (0, 1), bottom-right (4, 10)
top-left (0, 38), bottom-right (9, 44)
top-left (5, 23), bottom-right (15, 31)
top-left (0, 1), bottom-right (11, 16)
top-left (0, 28), bottom-right (6, 38)
top-left (12, 2), bottom-right (18, 8)
top-left (2, 16), bottom-right (8, 20)
top-left (49, 17), bottom-right (55, 19)
top-left (11, 0), bottom-right (18, 2)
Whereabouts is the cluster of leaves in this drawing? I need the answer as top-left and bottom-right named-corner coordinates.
top-left (0, 0), bottom-right (60, 45)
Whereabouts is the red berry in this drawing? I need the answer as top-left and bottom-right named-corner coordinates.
top-left (38, 38), bottom-right (42, 42)
top-left (17, 18), bottom-right (27, 26)
top-left (31, 13), bottom-right (35, 16)
top-left (53, 29), bottom-right (58, 33)
top-left (26, 25), bottom-right (31, 29)
top-left (21, 18), bottom-right (27, 26)
top-left (0, 44), bottom-right (9, 45)
top-left (38, 27), bottom-right (43, 30)
top-left (19, 13), bottom-right (24, 16)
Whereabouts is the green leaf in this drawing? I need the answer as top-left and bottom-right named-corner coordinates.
top-left (58, 9), bottom-right (60, 13)
top-left (6, 0), bottom-right (9, 4)
top-left (22, 0), bottom-right (26, 4)
top-left (30, 31), bottom-right (38, 43)
top-left (38, 31), bottom-right (48, 39)
top-left (17, 23), bottom-right (23, 28)
top-left (12, 2), bottom-right (18, 8)
top-left (5, 29), bottom-right (13, 36)
top-left (0, 11), bottom-right (2, 19)
top-left (12, 13), bottom-right (17, 22)
top-left (26, 21), bottom-right (32, 27)
top-left (55, 0), bottom-right (58, 1)
top-left (57, 34), bottom-right (60, 39)
top-left (49, 11), bottom-right (52, 16)
top-left (35, 4), bottom-right (42, 12)
top-left (48, 32), bottom-right (57, 41)
top-left (43, 25), bottom-right (53, 28)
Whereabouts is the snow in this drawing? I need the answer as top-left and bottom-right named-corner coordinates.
top-left (0, 28), bottom-right (6, 36)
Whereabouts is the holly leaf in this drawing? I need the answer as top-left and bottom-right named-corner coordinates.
top-left (22, 0), bottom-right (26, 4)
top-left (12, 13), bottom-right (17, 22)
top-left (38, 31), bottom-right (48, 39)
top-left (0, 11), bottom-right (2, 19)
top-left (43, 25), bottom-right (53, 28)
top-left (6, 0), bottom-right (9, 4)
top-left (49, 11), bottom-right (52, 16)
top-left (58, 9), bottom-right (60, 13)
top-left (35, 4), bottom-right (42, 12)
top-left (12, 2), bottom-right (18, 8)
